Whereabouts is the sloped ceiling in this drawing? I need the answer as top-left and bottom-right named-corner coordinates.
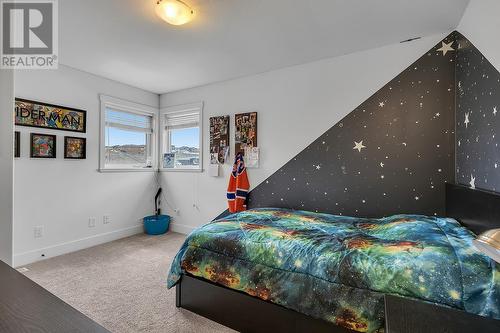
top-left (59, 0), bottom-right (469, 93)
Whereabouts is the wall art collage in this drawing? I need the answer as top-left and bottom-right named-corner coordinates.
top-left (14, 98), bottom-right (87, 159)
top-left (209, 112), bottom-right (259, 167)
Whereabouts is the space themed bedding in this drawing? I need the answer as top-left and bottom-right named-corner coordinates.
top-left (167, 208), bottom-right (500, 333)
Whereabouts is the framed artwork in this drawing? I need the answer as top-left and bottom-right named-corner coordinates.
top-left (235, 112), bottom-right (257, 156)
top-left (30, 133), bottom-right (57, 158)
top-left (209, 115), bottom-right (230, 164)
top-left (64, 136), bottom-right (86, 159)
top-left (14, 131), bottom-right (20, 158)
top-left (15, 98), bottom-right (87, 133)
top-left (163, 153), bottom-right (175, 169)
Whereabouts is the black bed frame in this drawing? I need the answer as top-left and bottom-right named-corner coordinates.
top-left (176, 183), bottom-right (500, 332)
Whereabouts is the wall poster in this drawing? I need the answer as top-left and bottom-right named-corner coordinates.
top-left (64, 137), bottom-right (86, 159)
top-left (30, 133), bottom-right (57, 158)
top-left (209, 115), bottom-right (230, 164)
top-left (15, 98), bottom-right (87, 133)
top-left (235, 112), bottom-right (257, 156)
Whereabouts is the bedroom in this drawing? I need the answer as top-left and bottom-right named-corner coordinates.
top-left (0, 0), bottom-right (499, 332)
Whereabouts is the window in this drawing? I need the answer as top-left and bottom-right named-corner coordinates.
top-left (99, 95), bottom-right (157, 171)
top-left (161, 102), bottom-right (203, 171)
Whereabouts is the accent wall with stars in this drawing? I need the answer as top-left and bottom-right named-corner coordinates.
top-left (243, 32), bottom-right (459, 218)
top-left (456, 32), bottom-right (500, 193)
top-left (218, 31), bottom-right (500, 219)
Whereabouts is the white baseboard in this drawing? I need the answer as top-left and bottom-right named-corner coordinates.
top-left (13, 224), bottom-right (143, 267)
top-left (170, 223), bottom-right (196, 235)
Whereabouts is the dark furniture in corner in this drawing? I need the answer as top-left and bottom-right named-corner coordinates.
top-left (175, 183), bottom-right (500, 332)
top-left (0, 260), bottom-right (109, 333)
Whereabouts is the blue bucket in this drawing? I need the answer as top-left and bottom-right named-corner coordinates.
top-left (143, 215), bottom-right (170, 235)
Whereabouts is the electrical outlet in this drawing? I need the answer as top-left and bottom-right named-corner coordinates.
top-left (34, 226), bottom-right (43, 238)
top-left (88, 217), bottom-right (96, 228)
top-left (103, 215), bottom-right (111, 224)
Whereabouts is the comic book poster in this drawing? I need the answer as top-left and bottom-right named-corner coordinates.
top-left (30, 133), bottom-right (56, 158)
top-left (64, 137), bottom-right (86, 159)
top-left (15, 98), bottom-right (86, 133)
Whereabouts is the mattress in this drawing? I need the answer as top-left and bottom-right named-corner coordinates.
top-left (167, 208), bottom-right (500, 332)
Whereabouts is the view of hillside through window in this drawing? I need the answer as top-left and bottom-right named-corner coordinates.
top-left (105, 127), bottom-right (150, 168)
top-left (164, 127), bottom-right (200, 169)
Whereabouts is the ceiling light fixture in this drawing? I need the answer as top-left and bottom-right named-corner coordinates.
top-left (156, 0), bottom-right (194, 26)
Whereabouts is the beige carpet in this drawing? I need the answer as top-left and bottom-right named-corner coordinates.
top-left (22, 232), bottom-right (236, 333)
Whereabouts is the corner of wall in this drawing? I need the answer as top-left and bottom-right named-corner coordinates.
top-left (0, 69), bottom-right (15, 266)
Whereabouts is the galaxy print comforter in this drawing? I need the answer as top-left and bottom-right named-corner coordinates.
top-left (167, 208), bottom-right (500, 332)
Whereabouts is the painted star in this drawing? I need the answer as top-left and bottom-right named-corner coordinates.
top-left (464, 113), bottom-right (470, 128)
top-left (380, 162), bottom-right (385, 168)
top-left (379, 102), bottom-right (385, 107)
top-left (315, 165), bottom-right (321, 170)
top-left (353, 141), bottom-right (366, 152)
top-left (469, 175), bottom-right (476, 189)
top-left (435, 112), bottom-right (441, 117)
top-left (437, 41), bottom-right (454, 56)
top-left (494, 107), bottom-right (497, 116)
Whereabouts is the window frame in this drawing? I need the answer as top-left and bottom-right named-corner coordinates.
top-left (160, 102), bottom-right (203, 173)
top-left (99, 95), bottom-right (158, 172)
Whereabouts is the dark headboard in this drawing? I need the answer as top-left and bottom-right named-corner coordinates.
top-left (445, 183), bottom-right (500, 234)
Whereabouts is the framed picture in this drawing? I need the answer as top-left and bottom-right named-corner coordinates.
top-left (163, 153), bottom-right (175, 168)
top-left (235, 112), bottom-right (257, 156)
top-left (15, 98), bottom-right (87, 133)
top-left (14, 131), bottom-right (20, 158)
top-left (64, 136), bottom-right (86, 159)
top-left (209, 115), bottom-right (230, 164)
top-left (30, 133), bottom-right (57, 158)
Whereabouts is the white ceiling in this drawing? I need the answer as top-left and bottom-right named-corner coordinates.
top-left (59, 0), bottom-right (470, 94)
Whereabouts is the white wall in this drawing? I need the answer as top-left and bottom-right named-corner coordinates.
top-left (13, 65), bottom-right (159, 266)
top-left (0, 69), bottom-right (14, 266)
top-left (458, 0), bottom-right (500, 71)
top-left (159, 32), bottom-right (448, 233)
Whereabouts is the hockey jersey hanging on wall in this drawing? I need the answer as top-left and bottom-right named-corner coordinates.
top-left (227, 153), bottom-right (250, 213)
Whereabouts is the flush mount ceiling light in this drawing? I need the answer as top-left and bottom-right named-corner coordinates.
top-left (156, 0), bottom-right (194, 26)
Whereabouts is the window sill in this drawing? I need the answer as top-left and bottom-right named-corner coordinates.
top-left (98, 168), bottom-right (157, 173)
top-left (159, 168), bottom-right (203, 173)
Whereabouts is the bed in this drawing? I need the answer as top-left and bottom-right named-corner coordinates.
top-left (167, 184), bottom-right (500, 332)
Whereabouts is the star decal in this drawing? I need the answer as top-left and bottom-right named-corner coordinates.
top-left (437, 41), bottom-right (454, 56)
top-left (353, 141), bottom-right (366, 153)
top-left (464, 112), bottom-right (470, 128)
top-left (469, 175), bottom-right (476, 189)
top-left (380, 162), bottom-right (385, 168)
top-left (379, 102), bottom-right (385, 107)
